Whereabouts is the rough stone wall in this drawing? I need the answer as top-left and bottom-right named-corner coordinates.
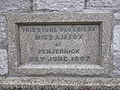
top-left (33, 0), bottom-right (85, 12)
top-left (0, 0), bottom-right (120, 76)
top-left (85, 0), bottom-right (120, 76)
top-left (0, 0), bottom-right (32, 75)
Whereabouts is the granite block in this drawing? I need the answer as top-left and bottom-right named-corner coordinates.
top-left (6, 11), bottom-right (112, 76)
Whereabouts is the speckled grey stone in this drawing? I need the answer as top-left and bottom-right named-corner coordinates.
top-left (20, 25), bottom-right (99, 65)
top-left (113, 25), bottom-right (120, 75)
top-left (0, 15), bottom-right (8, 75)
top-left (0, 0), bottom-right (32, 13)
top-left (114, 12), bottom-right (120, 20)
top-left (33, 0), bottom-right (85, 12)
top-left (0, 49), bottom-right (8, 75)
top-left (0, 77), bottom-right (120, 89)
top-left (114, 25), bottom-right (120, 52)
top-left (6, 11), bottom-right (112, 76)
top-left (86, 0), bottom-right (120, 10)
top-left (0, 15), bottom-right (7, 49)
top-left (0, 0), bottom-right (120, 89)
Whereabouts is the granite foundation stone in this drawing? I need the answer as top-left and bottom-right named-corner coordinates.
top-left (6, 12), bottom-right (112, 76)
top-left (0, 0), bottom-right (120, 89)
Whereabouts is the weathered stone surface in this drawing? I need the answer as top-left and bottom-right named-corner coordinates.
top-left (0, 15), bottom-right (7, 49)
top-left (6, 12), bottom-right (112, 76)
top-left (33, 0), bottom-right (85, 12)
top-left (0, 0), bottom-right (120, 89)
top-left (20, 25), bottom-right (99, 65)
top-left (0, 0), bottom-right (32, 13)
top-left (114, 12), bottom-right (120, 20)
top-left (0, 16), bottom-right (8, 75)
top-left (0, 77), bottom-right (120, 89)
top-left (86, 0), bottom-right (120, 9)
top-left (0, 49), bottom-right (8, 75)
top-left (113, 25), bottom-right (120, 75)
top-left (114, 25), bottom-right (120, 51)
top-left (0, 85), bottom-right (120, 90)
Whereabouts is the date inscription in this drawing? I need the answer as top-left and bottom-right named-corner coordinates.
top-left (19, 25), bottom-right (99, 65)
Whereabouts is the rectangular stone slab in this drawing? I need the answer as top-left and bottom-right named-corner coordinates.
top-left (19, 24), bottom-right (99, 65)
top-left (6, 11), bottom-right (112, 76)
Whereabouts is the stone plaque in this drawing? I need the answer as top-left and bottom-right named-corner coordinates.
top-left (20, 25), bottom-right (99, 65)
top-left (6, 12), bottom-right (112, 76)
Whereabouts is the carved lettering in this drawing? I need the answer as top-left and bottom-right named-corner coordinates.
top-left (20, 25), bottom-right (99, 64)
top-left (35, 34), bottom-right (82, 40)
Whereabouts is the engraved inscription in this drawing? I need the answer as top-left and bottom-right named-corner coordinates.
top-left (19, 25), bottom-right (99, 65)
